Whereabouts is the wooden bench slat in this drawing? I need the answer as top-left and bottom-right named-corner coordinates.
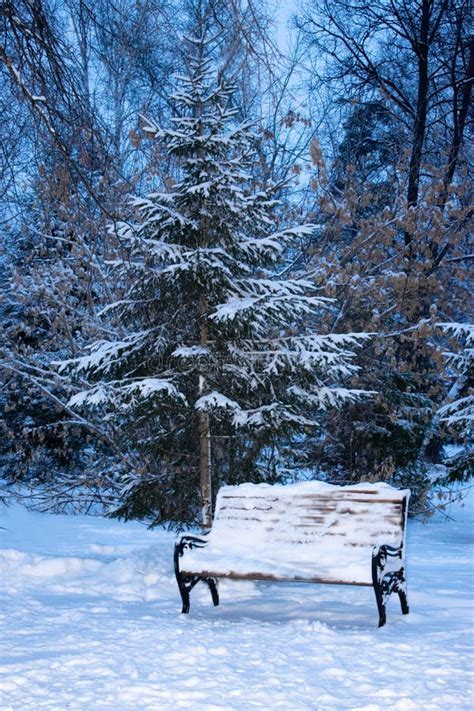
top-left (179, 569), bottom-right (374, 587)
top-left (220, 494), bottom-right (406, 503)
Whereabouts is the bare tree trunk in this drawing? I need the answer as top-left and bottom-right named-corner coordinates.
top-left (439, 34), bottom-right (474, 211)
top-left (198, 294), bottom-right (212, 530)
top-left (405, 0), bottom-right (432, 247)
top-left (428, 34), bottom-right (473, 271)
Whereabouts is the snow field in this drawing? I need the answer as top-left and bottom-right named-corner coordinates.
top-left (0, 491), bottom-right (473, 710)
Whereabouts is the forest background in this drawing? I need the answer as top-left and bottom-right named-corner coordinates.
top-left (0, 0), bottom-right (472, 527)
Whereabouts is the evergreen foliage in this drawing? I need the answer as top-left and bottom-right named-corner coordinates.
top-left (437, 322), bottom-right (474, 480)
top-left (58, 34), bottom-right (370, 526)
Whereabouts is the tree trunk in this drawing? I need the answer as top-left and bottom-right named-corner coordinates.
top-left (404, 0), bottom-right (431, 247)
top-left (198, 294), bottom-right (212, 530)
top-left (438, 34), bottom-right (474, 212)
top-left (193, 38), bottom-right (213, 530)
top-left (198, 403), bottom-right (212, 530)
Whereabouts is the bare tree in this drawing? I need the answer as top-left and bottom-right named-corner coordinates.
top-left (298, 0), bottom-right (472, 250)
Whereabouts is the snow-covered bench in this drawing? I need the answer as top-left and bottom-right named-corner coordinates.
top-left (174, 481), bottom-right (410, 627)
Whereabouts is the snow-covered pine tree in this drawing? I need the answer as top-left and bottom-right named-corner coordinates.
top-left (58, 32), bottom-right (371, 528)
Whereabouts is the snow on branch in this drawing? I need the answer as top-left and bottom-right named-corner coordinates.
top-left (55, 332), bottom-right (150, 377)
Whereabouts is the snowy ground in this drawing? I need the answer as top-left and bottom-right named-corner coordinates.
top-left (1, 489), bottom-right (473, 710)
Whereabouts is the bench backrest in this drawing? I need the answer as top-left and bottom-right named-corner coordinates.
top-left (209, 481), bottom-right (409, 570)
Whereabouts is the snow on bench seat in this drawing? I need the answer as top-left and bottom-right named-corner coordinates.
top-left (179, 481), bottom-right (409, 585)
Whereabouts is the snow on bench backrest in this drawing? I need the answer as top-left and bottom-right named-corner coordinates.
top-left (191, 481), bottom-right (410, 584)
top-left (212, 481), bottom-right (408, 548)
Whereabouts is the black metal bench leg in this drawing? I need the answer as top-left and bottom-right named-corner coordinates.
top-left (174, 541), bottom-right (194, 613)
top-left (176, 573), bottom-right (191, 613)
top-left (176, 575), bottom-right (218, 613)
top-left (178, 575), bottom-right (203, 613)
top-left (398, 586), bottom-right (409, 615)
top-left (206, 578), bottom-right (219, 607)
top-left (373, 583), bottom-right (387, 628)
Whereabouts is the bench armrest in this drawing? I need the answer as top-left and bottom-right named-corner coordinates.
top-left (372, 542), bottom-right (403, 559)
top-left (174, 535), bottom-right (209, 576)
top-left (372, 543), bottom-right (404, 577)
top-left (176, 535), bottom-right (209, 551)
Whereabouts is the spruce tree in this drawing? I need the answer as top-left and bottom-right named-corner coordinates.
top-left (58, 33), bottom-right (370, 527)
